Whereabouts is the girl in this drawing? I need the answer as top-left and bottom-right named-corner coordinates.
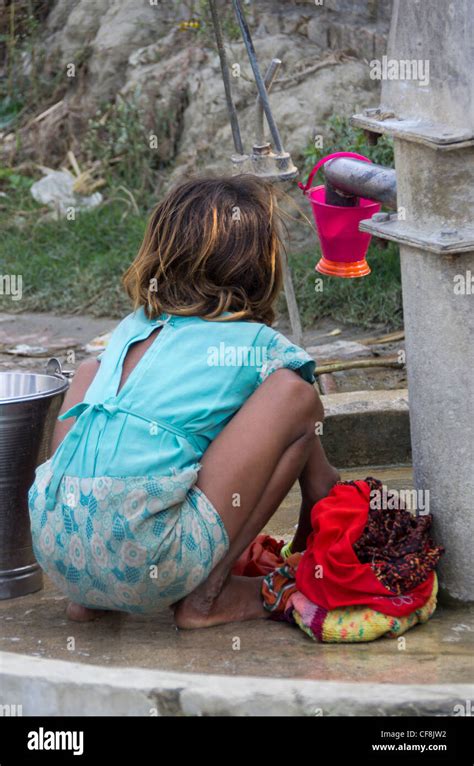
top-left (28, 176), bottom-right (339, 628)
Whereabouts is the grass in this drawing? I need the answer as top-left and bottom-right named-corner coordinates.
top-left (0, 1), bottom-right (70, 132)
top-left (83, 94), bottom-right (176, 209)
top-left (283, 241), bottom-right (402, 329)
top-left (301, 114), bottom-right (395, 181)
top-left (0, 183), bottom-right (145, 318)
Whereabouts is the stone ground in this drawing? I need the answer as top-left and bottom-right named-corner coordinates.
top-left (1, 467), bottom-right (473, 687)
top-left (0, 312), bottom-right (117, 373)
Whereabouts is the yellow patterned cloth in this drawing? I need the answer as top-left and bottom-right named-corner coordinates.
top-left (296, 576), bottom-right (438, 643)
top-left (262, 552), bottom-right (438, 643)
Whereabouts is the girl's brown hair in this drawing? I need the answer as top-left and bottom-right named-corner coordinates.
top-left (122, 175), bottom-right (284, 325)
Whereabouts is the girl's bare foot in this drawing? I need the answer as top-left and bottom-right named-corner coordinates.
top-left (66, 601), bottom-right (111, 622)
top-left (174, 575), bottom-right (268, 629)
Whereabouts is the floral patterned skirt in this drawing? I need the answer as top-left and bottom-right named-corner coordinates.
top-left (28, 459), bottom-right (229, 614)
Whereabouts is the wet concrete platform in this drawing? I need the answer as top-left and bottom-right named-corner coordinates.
top-left (1, 467), bottom-right (472, 689)
top-left (1, 575), bottom-right (473, 686)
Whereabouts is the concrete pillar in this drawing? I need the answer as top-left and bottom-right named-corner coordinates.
top-left (396, 141), bottom-right (474, 602)
top-left (400, 246), bottom-right (474, 601)
top-left (353, 0), bottom-right (474, 602)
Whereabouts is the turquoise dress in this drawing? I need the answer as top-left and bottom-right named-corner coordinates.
top-left (28, 309), bottom-right (316, 614)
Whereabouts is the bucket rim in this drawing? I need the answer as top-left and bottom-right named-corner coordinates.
top-left (305, 184), bottom-right (382, 210)
top-left (0, 371), bottom-right (69, 405)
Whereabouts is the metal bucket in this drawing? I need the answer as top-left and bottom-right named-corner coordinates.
top-left (0, 366), bottom-right (69, 599)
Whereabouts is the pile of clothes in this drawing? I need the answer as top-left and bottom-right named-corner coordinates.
top-left (235, 478), bottom-right (444, 643)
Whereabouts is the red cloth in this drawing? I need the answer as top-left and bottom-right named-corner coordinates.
top-left (232, 534), bottom-right (284, 577)
top-left (295, 480), bottom-right (435, 617)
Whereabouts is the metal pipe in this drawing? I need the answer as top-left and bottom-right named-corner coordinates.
top-left (324, 157), bottom-right (397, 208)
top-left (324, 181), bottom-right (358, 207)
top-left (255, 58), bottom-right (281, 146)
top-left (231, 0), bottom-right (284, 154)
top-left (209, 0), bottom-right (244, 155)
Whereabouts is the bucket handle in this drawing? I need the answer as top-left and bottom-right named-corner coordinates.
top-left (45, 357), bottom-right (74, 379)
top-left (298, 151), bottom-right (373, 194)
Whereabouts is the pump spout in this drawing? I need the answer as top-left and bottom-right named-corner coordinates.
top-left (324, 157), bottom-right (397, 209)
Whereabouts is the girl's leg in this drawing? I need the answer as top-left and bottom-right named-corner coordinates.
top-left (175, 369), bottom-right (338, 629)
top-left (292, 436), bottom-right (340, 552)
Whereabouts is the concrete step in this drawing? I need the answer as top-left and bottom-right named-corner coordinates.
top-left (1, 646), bottom-right (472, 716)
top-left (322, 388), bottom-right (410, 467)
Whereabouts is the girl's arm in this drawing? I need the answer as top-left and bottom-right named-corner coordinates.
top-left (50, 358), bottom-right (100, 454)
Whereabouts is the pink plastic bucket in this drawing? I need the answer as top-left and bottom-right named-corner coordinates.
top-left (299, 152), bottom-right (381, 277)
